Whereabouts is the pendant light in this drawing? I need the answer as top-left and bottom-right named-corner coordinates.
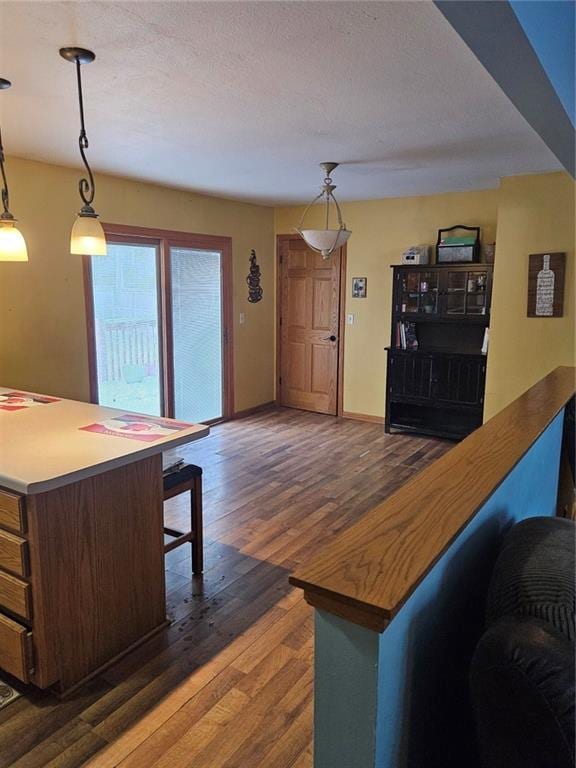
top-left (60, 47), bottom-right (106, 256)
top-left (296, 162), bottom-right (351, 259)
top-left (0, 79), bottom-right (28, 262)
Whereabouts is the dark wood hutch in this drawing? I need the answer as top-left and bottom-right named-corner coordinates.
top-left (385, 263), bottom-right (493, 440)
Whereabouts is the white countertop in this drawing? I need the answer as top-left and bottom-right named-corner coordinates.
top-left (0, 388), bottom-right (210, 494)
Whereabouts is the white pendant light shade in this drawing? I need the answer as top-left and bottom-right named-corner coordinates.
top-left (296, 162), bottom-right (351, 259)
top-left (0, 78), bottom-right (28, 262)
top-left (0, 219), bottom-right (28, 262)
top-left (70, 214), bottom-right (107, 256)
top-left (300, 228), bottom-right (352, 257)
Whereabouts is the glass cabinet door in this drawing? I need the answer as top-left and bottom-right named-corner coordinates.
top-left (465, 270), bottom-right (488, 315)
top-left (400, 271), bottom-right (420, 313)
top-left (444, 270), bottom-right (488, 316)
top-left (444, 270), bottom-right (467, 315)
top-left (400, 270), bottom-right (440, 315)
top-left (418, 270), bottom-right (439, 315)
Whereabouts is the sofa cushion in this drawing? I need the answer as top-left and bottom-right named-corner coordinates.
top-left (486, 516), bottom-right (575, 641)
top-left (470, 615), bottom-right (575, 768)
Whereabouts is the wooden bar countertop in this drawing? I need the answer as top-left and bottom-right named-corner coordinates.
top-left (290, 367), bottom-right (575, 632)
top-left (0, 387), bottom-right (209, 494)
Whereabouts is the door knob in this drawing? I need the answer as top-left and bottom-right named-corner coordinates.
top-left (323, 335), bottom-right (337, 342)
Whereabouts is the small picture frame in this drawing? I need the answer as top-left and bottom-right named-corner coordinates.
top-left (352, 277), bottom-right (367, 298)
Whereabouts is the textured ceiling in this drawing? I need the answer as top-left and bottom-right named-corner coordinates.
top-left (0, 1), bottom-right (562, 205)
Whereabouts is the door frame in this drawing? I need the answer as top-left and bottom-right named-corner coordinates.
top-left (83, 223), bottom-right (234, 423)
top-left (275, 234), bottom-right (347, 416)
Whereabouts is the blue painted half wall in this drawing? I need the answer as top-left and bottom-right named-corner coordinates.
top-left (313, 409), bottom-right (565, 768)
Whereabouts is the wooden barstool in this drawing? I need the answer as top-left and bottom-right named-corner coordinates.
top-left (163, 463), bottom-right (203, 574)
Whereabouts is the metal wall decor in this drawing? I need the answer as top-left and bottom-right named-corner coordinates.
top-left (247, 249), bottom-right (263, 303)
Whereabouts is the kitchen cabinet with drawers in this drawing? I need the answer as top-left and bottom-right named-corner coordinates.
top-left (0, 389), bottom-right (208, 694)
top-left (0, 491), bottom-right (33, 681)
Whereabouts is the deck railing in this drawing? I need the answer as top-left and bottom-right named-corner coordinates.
top-left (95, 319), bottom-right (158, 383)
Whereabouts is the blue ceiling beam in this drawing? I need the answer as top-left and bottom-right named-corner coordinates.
top-left (435, 0), bottom-right (575, 177)
top-left (510, 0), bottom-right (575, 125)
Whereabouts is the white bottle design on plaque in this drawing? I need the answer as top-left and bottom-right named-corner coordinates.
top-left (535, 254), bottom-right (554, 316)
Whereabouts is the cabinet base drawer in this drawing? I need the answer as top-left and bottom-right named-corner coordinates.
top-left (0, 571), bottom-right (31, 621)
top-left (387, 400), bottom-right (482, 441)
top-left (0, 530), bottom-right (29, 577)
top-left (0, 613), bottom-right (32, 683)
top-left (0, 491), bottom-right (26, 534)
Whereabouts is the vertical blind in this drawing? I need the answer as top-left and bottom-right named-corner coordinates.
top-left (170, 248), bottom-right (223, 423)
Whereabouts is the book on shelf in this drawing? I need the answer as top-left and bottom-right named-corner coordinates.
top-left (481, 327), bottom-right (489, 355)
top-left (404, 322), bottom-right (418, 350)
top-left (397, 321), bottom-right (418, 350)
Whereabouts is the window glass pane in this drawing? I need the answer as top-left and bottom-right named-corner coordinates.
top-left (401, 271), bottom-right (420, 313)
top-left (171, 248), bottom-right (222, 423)
top-left (447, 271), bottom-right (466, 291)
top-left (91, 243), bottom-right (161, 416)
top-left (446, 294), bottom-right (466, 314)
top-left (419, 271), bottom-right (438, 314)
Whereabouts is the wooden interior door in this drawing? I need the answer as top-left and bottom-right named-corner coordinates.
top-left (279, 236), bottom-right (341, 415)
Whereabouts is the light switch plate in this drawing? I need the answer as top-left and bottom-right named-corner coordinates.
top-left (346, 314), bottom-right (355, 325)
top-left (239, 313), bottom-right (246, 325)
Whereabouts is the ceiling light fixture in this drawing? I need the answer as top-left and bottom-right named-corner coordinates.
top-left (296, 162), bottom-right (351, 259)
top-left (60, 47), bottom-right (106, 256)
top-left (0, 79), bottom-right (28, 262)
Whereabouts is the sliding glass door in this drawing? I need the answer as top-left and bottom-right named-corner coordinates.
top-left (90, 241), bottom-right (162, 415)
top-left (170, 248), bottom-right (224, 423)
top-left (86, 227), bottom-right (233, 423)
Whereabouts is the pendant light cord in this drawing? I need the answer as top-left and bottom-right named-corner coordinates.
top-left (0, 127), bottom-right (12, 218)
top-left (75, 58), bottom-right (96, 210)
top-left (325, 172), bottom-right (330, 230)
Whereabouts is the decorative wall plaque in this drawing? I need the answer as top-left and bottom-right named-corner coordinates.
top-left (527, 252), bottom-right (565, 317)
top-left (247, 249), bottom-right (263, 303)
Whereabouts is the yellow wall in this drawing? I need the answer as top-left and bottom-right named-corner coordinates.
top-left (484, 172), bottom-right (575, 418)
top-left (2, 160), bottom-right (572, 423)
top-left (275, 189), bottom-right (500, 417)
top-left (0, 157), bottom-right (275, 411)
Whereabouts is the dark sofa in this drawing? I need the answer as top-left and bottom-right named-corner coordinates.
top-left (470, 516), bottom-right (575, 768)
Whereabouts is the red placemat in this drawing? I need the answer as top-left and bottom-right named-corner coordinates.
top-left (0, 392), bottom-right (60, 412)
top-left (80, 413), bottom-right (192, 442)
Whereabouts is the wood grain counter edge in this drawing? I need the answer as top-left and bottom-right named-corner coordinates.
top-left (289, 366), bottom-right (576, 633)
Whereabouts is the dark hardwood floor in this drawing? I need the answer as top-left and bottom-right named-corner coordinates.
top-left (0, 408), bottom-right (449, 768)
